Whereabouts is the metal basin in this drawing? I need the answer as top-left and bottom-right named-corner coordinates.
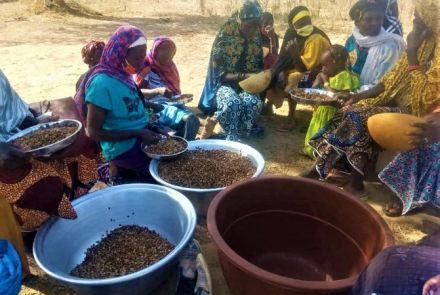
top-left (33, 184), bottom-right (197, 295)
top-left (207, 176), bottom-right (394, 295)
top-left (149, 139), bottom-right (265, 217)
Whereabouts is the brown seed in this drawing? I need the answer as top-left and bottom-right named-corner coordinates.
top-left (146, 139), bottom-right (186, 155)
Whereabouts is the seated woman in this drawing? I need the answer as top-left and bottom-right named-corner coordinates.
top-left (301, 0), bottom-right (437, 195)
top-left (302, 0), bottom-right (406, 159)
top-left (270, 6), bottom-right (330, 132)
top-left (0, 69), bottom-right (100, 232)
top-left (302, 45), bottom-right (360, 159)
top-left (198, 1), bottom-right (265, 142)
top-left (75, 26), bottom-right (168, 181)
top-left (76, 40), bottom-right (105, 91)
top-left (135, 37), bottom-right (200, 141)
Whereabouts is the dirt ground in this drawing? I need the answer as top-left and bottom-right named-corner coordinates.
top-left (0, 1), bottom-right (438, 294)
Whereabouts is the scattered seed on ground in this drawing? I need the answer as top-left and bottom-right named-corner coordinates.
top-left (70, 225), bottom-right (174, 279)
top-left (158, 149), bottom-right (256, 189)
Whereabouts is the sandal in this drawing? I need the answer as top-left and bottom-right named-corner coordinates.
top-left (277, 122), bottom-right (295, 132)
top-left (251, 125), bottom-right (266, 139)
top-left (382, 202), bottom-right (403, 217)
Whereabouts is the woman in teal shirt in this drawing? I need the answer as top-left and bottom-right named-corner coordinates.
top-left (75, 26), bottom-right (168, 181)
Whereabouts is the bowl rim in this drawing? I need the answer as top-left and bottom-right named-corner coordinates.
top-left (149, 139), bottom-right (265, 192)
top-left (33, 184), bottom-right (197, 285)
top-left (6, 119), bottom-right (82, 153)
top-left (207, 175), bottom-right (395, 291)
top-left (141, 135), bottom-right (189, 159)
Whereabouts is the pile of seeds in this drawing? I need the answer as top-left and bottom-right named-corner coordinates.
top-left (158, 149), bottom-right (256, 188)
top-left (13, 124), bottom-right (77, 150)
top-left (294, 89), bottom-right (335, 101)
top-left (147, 138), bottom-right (187, 155)
top-left (70, 225), bottom-right (174, 279)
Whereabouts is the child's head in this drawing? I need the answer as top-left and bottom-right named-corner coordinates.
top-left (153, 38), bottom-right (176, 66)
top-left (261, 12), bottom-right (274, 27)
top-left (320, 45), bottom-right (348, 77)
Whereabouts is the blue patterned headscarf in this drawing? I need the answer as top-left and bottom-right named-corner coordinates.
top-left (239, 0), bottom-right (263, 20)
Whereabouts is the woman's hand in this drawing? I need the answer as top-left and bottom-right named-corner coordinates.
top-left (334, 93), bottom-right (357, 107)
top-left (153, 127), bottom-right (170, 138)
top-left (136, 129), bottom-right (163, 145)
top-left (407, 113), bottom-right (440, 147)
top-left (156, 87), bottom-right (173, 99)
top-left (265, 25), bottom-right (276, 40)
top-left (407, 20), bottom-right (432, 65)
top-left (423, 275), bottom-right (440, 295)
top-left (39, 115), bottom-right (60, 124)
top-left (0, 142), bottom-right (31, 170)
top-left (286, 39), bottom-right (300, 58)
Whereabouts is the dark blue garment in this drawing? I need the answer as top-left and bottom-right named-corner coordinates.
top-left (0, 239), bottom-right (22, 295)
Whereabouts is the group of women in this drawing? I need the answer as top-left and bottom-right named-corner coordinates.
top-left (0, 0), bottom-right (439, 293)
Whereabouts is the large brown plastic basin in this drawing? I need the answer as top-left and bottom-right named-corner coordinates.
top-left (207, 176), bottom-right (394, 295)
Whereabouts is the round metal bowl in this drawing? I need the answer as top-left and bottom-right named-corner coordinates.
top-left (33, 184), bottom-right (197, 295)
top-left (6, 119), bottom-right (82, 157)
top-left (149, 139), bottom-right (265, 216)
top-left (290, 88), bottom-right (340, 107)
top-left (141, 135), bottom-right (188, 160)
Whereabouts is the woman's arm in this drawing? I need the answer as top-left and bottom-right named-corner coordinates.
top-left (87, 104), bottom-right (142, 142)
top-left (335, 83), bottom-right (386, 106)
top-left (221, 73), bottom-right (255, 84)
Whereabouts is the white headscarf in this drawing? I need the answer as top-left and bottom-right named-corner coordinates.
top-left (353, 26), bottom-right (406, 91)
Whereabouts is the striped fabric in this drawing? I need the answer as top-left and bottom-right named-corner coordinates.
top-left (0, 69), bottom-right (32, 142)
top-left (385, 0), bottom-right (403, 36)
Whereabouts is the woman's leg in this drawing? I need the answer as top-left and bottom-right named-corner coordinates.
top-left (216, 86), bottom-right (242, 141)
top-left (158, 105), bottom-right (200, 141)
top-left (238, 91), bottom-right (263, 137)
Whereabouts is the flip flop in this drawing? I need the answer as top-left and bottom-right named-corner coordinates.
top-left (277, 122), bottom-right (295, 132)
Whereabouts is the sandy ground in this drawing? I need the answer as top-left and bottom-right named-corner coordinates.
top-left (0, 1), bottom-right (438, 294)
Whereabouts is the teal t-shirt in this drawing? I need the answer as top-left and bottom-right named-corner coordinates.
top-left (85, 73), bottom-right (149, 161)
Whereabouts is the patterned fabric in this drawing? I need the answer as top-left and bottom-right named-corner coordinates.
top-left (0, 239), bottom-right (21, 295)
top-left (74, 25), bottom-right (145, 126)
top-left (351, 245), bottom-right (440, 295)
top-left (216, 86), bottom-right (263, 141)
top-left (309, 105), bottom-right (408, 179)
top-left (379, 143), bottom-right (440, 214)
top-left (0, 69), bottom-right (32, 142)
top-left (358, 0), bottom-right (440, 117)
top-left (384, 0), bottom-right (403, 36)
top-left (349, 0), bottom-right (387, 22)
top-left (81, 40), bottom-right (105, 66)
top-left (345, 35), bottom-right (368, 76)
top-left (198, 1), bottom-right (264, 114)
top-left (0, 155), bottom-right (98, 231)
top-left (136, 37), bottom-right (180, 95)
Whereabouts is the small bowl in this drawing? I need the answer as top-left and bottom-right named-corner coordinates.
top-left (6, 119), bottom-right (82, 157)
top-left (141, 136), bottom-right (188, 160)
top-left (290, 88), bottom-right (339, 107)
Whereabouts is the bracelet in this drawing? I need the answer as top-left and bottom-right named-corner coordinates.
top-left (433, 106), bottom-right (440, 114)
top-left (237, 73), bottom-right (245, 82)
top-left (408, 65), bottom-right (423, 72)
top-left (352, 93), bottom-right (360, 103)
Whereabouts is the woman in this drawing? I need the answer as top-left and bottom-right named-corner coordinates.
top-left (351, 244), bottom-right (440, 295)
top-left (379, 8), bottom-right (440, 215)
top-left (273, 6), bottom-right (331, 132)
top-left (76, 40), bottom-right (105, 91)
top-left (136, 37), bottom-right (200, 141)
top-left (75, 26), bottom-right (168, 180)
top-left (198, 1), bottom-right (264, 141)
top-left (302, 0), bottom-right (405, 160)
top-left (0, 69), bottom-right (99, 232)
top-left (302, 0), bottom-right (437, 195)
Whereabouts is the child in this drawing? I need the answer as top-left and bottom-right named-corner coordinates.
top-left (261, 12), bottom-right (280, 116)
top-left (303, 45), bottom-right (360, 159)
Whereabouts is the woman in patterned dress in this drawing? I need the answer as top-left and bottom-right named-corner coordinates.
top-left (301, 0), bottom-right (439, 196)
top-left (198, 1), bottom-right (264, 141)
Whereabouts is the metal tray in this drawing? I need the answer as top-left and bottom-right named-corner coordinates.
top-left (290, 88), bottom-right (340, 107)
top-left (141, 135), bottom-right (188, 160)
top-left (6, 119), bottom-right (82, 157)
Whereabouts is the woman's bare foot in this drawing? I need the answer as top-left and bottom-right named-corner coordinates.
top-left (382, 202), bottom-right (403, 217)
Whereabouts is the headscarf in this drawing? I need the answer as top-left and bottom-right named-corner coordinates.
top-left (81, 40), bottom-right (105, 66)
top-left (198, 1), bottom-right (264, 114)
top-left (349, 0), bottom-right (387, 22)
top-left (136, 37), bottom-right (181, 95)
top-left (359, 0), bottom-right (440, 117)
top-left (74, 26), bottom-right (146, 125)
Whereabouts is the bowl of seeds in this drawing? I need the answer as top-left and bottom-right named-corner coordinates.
top-left (6, 119), bottom-right (82, 157)
top-left (149, 139), bottom-right (265, 216)
top-left (141, 135), bottom-right (188, 160)
top-left (290, 88), bottom-right (339, 107)
top-left (33, 184), bottom-right (197, 295)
